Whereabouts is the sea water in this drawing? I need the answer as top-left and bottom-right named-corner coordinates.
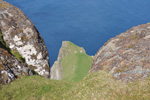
top-left (4, 0), bottom-right (150, 66)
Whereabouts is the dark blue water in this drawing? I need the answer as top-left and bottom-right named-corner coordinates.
top-left (4, 0), bottom-right (150, 66)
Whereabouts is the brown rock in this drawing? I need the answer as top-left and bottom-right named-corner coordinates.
top-left (90, 23), bottom-right (150, 82)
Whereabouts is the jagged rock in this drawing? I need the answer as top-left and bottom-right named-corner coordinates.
top-left (0, 48), bottom-right (32, 84)
top-left (90, 23), bottom-right (150, 82)
top-left (0, 0), bottom-right (50, 78)
top-left (51, 41), bottom-right (93, 81)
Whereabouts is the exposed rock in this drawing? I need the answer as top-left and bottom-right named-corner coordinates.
top-left (51, 41), bottom-right (92, 81)
top-left (90, 23), bottom-right (150, 82)
top-left (51, 61), bottom-right (63, 80)
top-left (0, 48), bottom-right (32, 84)
top-left (0, 0), bottom-right (50, 78)
top-left (0, 27), bottom-right (32, 84)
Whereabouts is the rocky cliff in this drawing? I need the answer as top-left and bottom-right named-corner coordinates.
top-left (0, 29), bottom-right (32, 84)
top-left (90, 23), bottom-right (150, 82)
top-left (51, 41), bottom-right (93, 81)
top-left (0, 47), bottom-right (32, 84)
top-left (0, 0), bottom-right (50, 78)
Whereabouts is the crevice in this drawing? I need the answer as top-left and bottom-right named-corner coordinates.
top-left (0, 29), bottom-right (25, 63)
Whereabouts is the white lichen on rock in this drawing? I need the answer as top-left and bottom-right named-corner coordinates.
top-left (0, 1), bottom-right (50, 78)
top-left (37, 52), bottom-right (42, 60)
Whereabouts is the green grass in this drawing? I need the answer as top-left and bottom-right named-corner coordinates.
top-left (0, 75), bottom-right (75, 100)
top-left (61, 52), bottom-right (93, 82)
top-left (64, 71), bottom-right (150, 100)
top-left (1, 71), bottom-right (150, 100)
top-left (10, 50), bottom-right (25, 63)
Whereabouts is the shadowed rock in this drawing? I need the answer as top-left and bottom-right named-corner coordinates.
top-left (0, 48), bottom-right (32, 84)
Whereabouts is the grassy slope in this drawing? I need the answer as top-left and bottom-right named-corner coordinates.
top-left (0, 76), bottom-right (75, 100)
top-left (1, 71), bottom-right (150, 100)
top-left (61, 52), bottom-right (93, 82)
top-left (65, 71), bottom-right (150, 100)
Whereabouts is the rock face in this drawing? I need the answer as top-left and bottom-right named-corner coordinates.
top-left (0, 1), bottom-right (50, 78)
top-left (0, 26), bottom-right (32, 84)
top-left (0, 48), bottom-right (32, 84)
top-left (90, 23), bottom-right (150, 82)
top-left (51, 41), bottom-right (92, 81)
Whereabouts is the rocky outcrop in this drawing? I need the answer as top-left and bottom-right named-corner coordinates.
top-left (90, 23), bottom-right (150, 82)
top-left (0, 47), bottom-right (32, 84)
top-left (0, 0), bottom-right (50, 78)
top-left (51, 41), bottom-right (92, 81)
top-left (0, 25), bottom-right (32, 84)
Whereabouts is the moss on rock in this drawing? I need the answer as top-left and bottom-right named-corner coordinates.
top-left (10, 50), bottom-right (25, 63)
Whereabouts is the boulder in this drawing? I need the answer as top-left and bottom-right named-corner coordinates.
top-left (0, 0), bottom-right (50, 78)
top-left (90, 23), bottom-right (150, 82)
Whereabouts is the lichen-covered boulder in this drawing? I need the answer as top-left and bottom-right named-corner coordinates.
top-left (0, 1), bottom-right (50, 78)
top-left (90, 23), bottom-right (150, 82)
top-left (0, 48), bottom-right (32, 84)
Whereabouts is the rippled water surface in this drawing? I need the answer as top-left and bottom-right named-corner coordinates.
top-left (4, 0), bottom-right (150, 66)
